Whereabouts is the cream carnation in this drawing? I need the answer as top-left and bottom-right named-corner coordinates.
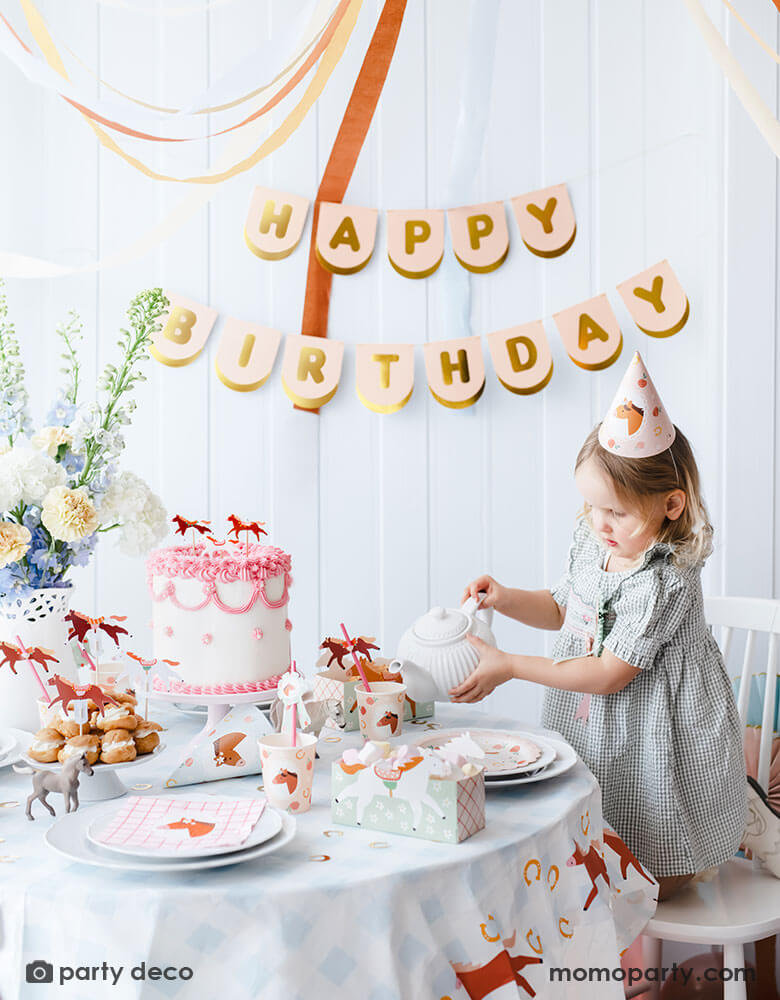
top-left (41, 486), bottom-right (99, 542)
top-left (32, 426), bottom-right (73, 458)
top-left (0, 447), bottom-right (67, 510)
top-left (0, 521), bottom-right (31, 567)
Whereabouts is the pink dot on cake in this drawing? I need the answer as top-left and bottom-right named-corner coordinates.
top-left (201, 633), bottom-right (213, 645)
top-left (253, 628), bottom-right (263, 640)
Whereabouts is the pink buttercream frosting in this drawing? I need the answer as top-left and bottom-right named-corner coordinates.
top-left (146, 543), bottom-right (291, 584)
top-left (151, 674), bottom-right (282, 696)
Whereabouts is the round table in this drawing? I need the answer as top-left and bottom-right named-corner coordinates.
top-left (0, 704), bottom-right (657, 999)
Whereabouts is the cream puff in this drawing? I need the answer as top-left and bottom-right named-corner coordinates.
top-left (133, 720), bottom-right (162, 755)
top-left (58, 734), bottom-right (100, 765)
top-left (53, 718), bottom-right (82, 740)
top-left (103, 688), bottom-right (137, 708)
top-left (94, 703), bottom-right (138, 732)
top-left (28, 727), bottom-right (65, 763)
top-left (100, 730), bottom-right (137, 764)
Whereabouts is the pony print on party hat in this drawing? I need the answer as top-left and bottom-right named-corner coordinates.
top-left (598, 351), bottom-right (675, 458)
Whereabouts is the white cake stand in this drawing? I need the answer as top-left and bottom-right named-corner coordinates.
top-left (21, 743), bottom-right (166, 802)
top-left (149, 689), bottom-right (276, 734)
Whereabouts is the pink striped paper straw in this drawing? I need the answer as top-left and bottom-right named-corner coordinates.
top-left (15, 635), bottom-right (50, 703)
top-left (340, 623), bottom-right (371, 692)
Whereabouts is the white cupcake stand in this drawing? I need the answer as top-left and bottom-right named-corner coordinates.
top-left (149, 689), bottom-right (276, 735)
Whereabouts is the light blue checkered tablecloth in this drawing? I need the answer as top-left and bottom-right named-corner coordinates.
top-left (0, 704), bottom-right (656, 1000)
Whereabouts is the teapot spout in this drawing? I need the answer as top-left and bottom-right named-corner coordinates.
top-left (389, 659), bottom-right (439, 703)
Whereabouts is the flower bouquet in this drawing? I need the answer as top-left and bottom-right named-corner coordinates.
top-left (0, 284), bottom-right (170, 729)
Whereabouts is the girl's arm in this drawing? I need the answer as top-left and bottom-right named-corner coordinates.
top-left (462, 576), bottom-right (565, 631)
top-left (449, 634), bottom-right (640, 703)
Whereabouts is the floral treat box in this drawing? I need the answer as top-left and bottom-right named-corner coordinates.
top-left (331, 748), bottom-right (485, 843)
top-left (313, 668), bottom-right (434, 731)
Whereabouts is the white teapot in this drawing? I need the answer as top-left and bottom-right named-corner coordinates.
top-left (390, 596), bottom-right (497, 703)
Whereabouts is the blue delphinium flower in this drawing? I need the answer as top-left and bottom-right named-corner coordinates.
top-left (46, 395), bottom-right (77, 428)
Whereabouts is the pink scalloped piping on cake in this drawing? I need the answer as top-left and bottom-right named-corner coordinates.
top-left (146, 543), bottom-right (291, 584)
top-left (147, 573), bottom-right (290, 614)
top-left (151, 674), bottom-right (283, 696)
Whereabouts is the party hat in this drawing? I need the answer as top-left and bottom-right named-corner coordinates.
top-left (598, 352), bottom-right (675, 457)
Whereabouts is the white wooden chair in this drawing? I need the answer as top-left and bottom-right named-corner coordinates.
top-left (641, 596), bottom-right (780, 1000)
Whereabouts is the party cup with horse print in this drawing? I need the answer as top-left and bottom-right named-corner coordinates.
top-left (355, 682), bottom-right (407, 740)
top-left (258, 732), bottom-right (317, 813)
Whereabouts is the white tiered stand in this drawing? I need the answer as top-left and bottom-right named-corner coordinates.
top-left (149, 688), bottom-right (276, 736)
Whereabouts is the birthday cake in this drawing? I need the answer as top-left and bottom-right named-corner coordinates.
top-left (146, 542), bottom-right (292, 696)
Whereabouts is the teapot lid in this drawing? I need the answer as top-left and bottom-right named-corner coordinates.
top-left (412, 606), bottom-right (469, 645)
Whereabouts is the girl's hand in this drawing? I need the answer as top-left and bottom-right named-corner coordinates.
top-left (449, 635), bottom-right (513, 703)
top-left (460, 575), bottom-right (506, 613)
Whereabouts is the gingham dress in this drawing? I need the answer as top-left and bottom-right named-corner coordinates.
top-left (542, 518), bottom-right (747, 878)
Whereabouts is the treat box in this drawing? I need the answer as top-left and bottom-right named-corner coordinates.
top-left (313, 671), bottom-right (434, 732)
top-left (330, 757), bottom-right (485, 843)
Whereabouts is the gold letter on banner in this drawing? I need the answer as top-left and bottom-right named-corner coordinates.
top-left (244, 187), bottom-right (310, 261)
top-left (447, 201), bottom-right (509, 273)
top-left (616, 259), bottom-right (690, 338)
top-left (215, 319), bottom-right (282, 392)
top-left (386, 209), bottom-right (444, 278)
top-left (281, 335), bottom-right (344, 410)
top-left (150, 292), bottom-right (218, 367)
top-left (511, 183), bottom-right (577, 258)
top-left (553, 294), bottom-right (623, 371)
top-left (487, 321), bottom-right (553, 395)
top-left (423, 337), bottom-right (485, 409)
top-left (355, 343), bottom-right (414, 413)
top-left (315, 203), bottom-right (378, 275)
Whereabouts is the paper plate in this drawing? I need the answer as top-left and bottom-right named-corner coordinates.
top-left (87, 802), bottom-right (283, 859)
top-left (46, 807), bottom-right (296, 873)
top-left (416, 729), bottom-right (557, 777)
top-left (482, 735), bottom-right (578, 787)
top-left (0, 728), bottom-right (33, 768)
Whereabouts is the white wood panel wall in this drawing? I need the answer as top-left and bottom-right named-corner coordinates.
top-left (0, 0), bottom-right (778, 726)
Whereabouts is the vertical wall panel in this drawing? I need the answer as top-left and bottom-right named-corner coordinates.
top-left (0, 0), bottom-right (778, 723)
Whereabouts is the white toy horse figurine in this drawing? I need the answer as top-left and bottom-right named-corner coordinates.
top-left (26, 753), bottom-right (93, 821)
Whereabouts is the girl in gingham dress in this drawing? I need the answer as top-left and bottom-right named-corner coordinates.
top-left (452, 353), bottom-right (747, 901)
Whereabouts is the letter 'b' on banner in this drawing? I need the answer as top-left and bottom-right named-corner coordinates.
top-left (553, 294), bottom-right (623, 371)
top-left (244, 187), bottom-right (310, 261)
top-left (616, 259), bottom-right (690, 338)
top-left (151, 292), bottom-right (218, 367)
top-left (447, 201), bottom-right (509, 274)
top-left (355, 343), bottom-right (414, 413)
top-left (423, 337), bottom-right (485, 409)
top-left (386, 210), bottom-right (444, 279)
top-left (487, 321), bottom-right (553, 394)
top-left (281, 335), bottom-right (344, 410)
top-left (215, 319), bottom-right (282, 392)
top-left (315, 203), bottom-right (378, 275)
top-left (511, 183), bottom-right (577, 259)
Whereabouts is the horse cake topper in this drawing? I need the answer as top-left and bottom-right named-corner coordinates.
top-left (598, 351), bottom-right (675, 458)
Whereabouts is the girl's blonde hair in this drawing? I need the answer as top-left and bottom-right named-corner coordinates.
top-left (576, 425), bottom-right (713, 568)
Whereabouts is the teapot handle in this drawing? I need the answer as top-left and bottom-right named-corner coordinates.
top-left (461, 593), bottom-right (494, 628)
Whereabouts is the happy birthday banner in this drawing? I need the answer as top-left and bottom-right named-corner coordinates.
top-left (150, 258), bottom-right (690, 413)
top-left (244, 182), bottom-right (578, 276)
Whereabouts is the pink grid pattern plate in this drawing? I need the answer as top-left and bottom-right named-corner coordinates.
top-left (87, 795), bottom-right (280, 859)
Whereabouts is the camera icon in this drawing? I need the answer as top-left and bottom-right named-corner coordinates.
top-left (26, 960), bottom-right (54, 984)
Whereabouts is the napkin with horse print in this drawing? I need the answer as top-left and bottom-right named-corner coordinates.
top-left (94, 795), bottom-right (266, 851)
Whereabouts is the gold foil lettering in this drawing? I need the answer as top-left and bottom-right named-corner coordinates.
top-left (633, 275), bottom-right (666, 314)
top-left (404, 220), bottom-right (431, 254)
top-left (162, 308), bottom-right (197, 345)
top-left (467, 214), bottom-right (494, 250)
top-left (578, 313), bottom-right (610, 350)
top-left (371, 353), bottom-right (400, 390)
top-left (259, 200), bottom-right (293, 239)
top-left (329, 217), bottom-right (361, 252)
top-left (297, 347), bottom-right (327, 384)
top-left (526, 197), bottom-right (557, 234)
top-left (440, 349), bottom-right (470, 386)
top-left (506, 335), bottom-right (538, 373)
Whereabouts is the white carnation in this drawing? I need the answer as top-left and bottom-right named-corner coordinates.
top-left (99, 471), bottom-right (167, 556)
top-left (0, 447), bottom-right (66, 511)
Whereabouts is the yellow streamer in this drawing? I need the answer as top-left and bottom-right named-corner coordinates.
top-left (20, 0), bottom-right (363, 184)
top-left (720, 0), bottom-right (780, 68)
top-left (60, 1), bottom-right (339, 116)
top-left (684, 0), bottom-right (780, 161)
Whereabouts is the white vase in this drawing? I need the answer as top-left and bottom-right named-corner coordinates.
top-left (0, 587), bottom-right (77, 733)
